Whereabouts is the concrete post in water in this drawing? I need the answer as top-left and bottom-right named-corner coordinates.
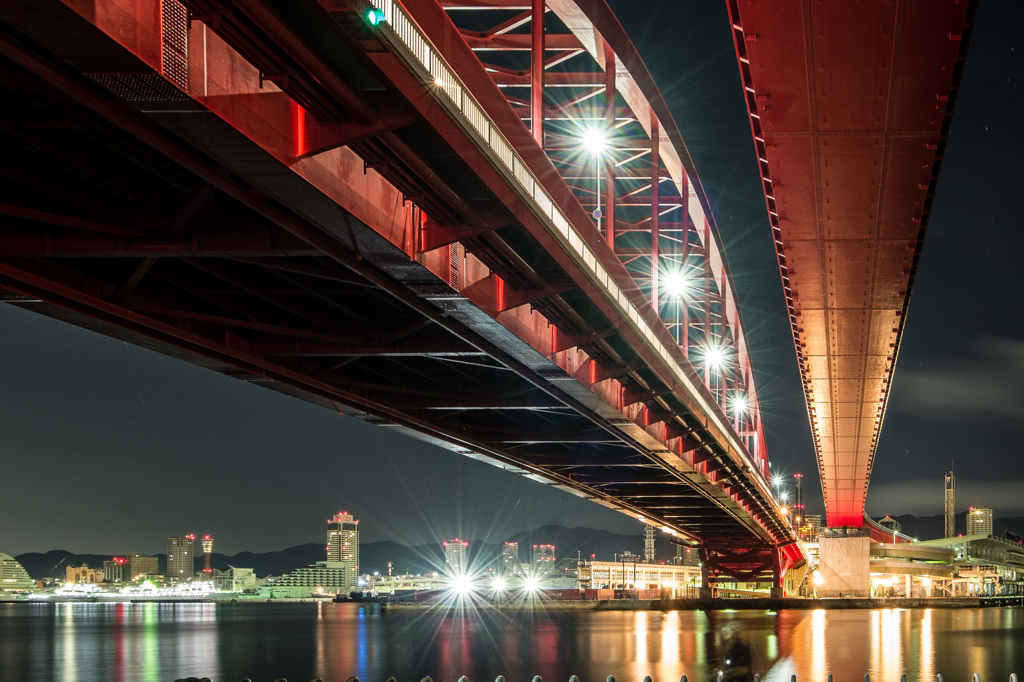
top-left (974, 675), bottom-right (981, 682)
top-left (937, 675), bottom-right (944, 682)
top-left (644, 676), bottom-right (653, 682)
top-left (497, 677), bottom-right (507, 682)
top-left (902, 675), bottom-right (907, 682)
top-left (459, 677), bottom-right (470, 682)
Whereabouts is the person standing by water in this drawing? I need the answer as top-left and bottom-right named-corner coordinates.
top-left (716, 622), bottom-right (761, 682)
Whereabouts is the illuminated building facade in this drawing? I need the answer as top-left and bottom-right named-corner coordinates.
top-left (804, 514), bottom-right (823, 540)
top-left (129, 553), bottom-right (159, 579)
top-left (579, 560), bottom-right (701, 596)
top-left (259, 561), bottom-right (352, 598)
top-left (501, 542), bottom-right (520, 576)
top-left (532, 544), bottom-right (556, 576)
top-left (0, 553), bottom-right (34, 591)
top-left (167, 534), bottom-right (196, 583)
top-left (103, 557), bottom-right (128, 582)
top-left (202, 535), bottom-right (214, 577)
top-left (327, 512), bottom-right (359, 588)
top-left (967, 507), bottom-right (994, 536)
top-left (66, 564), bottom-right (103, 584)
top-left (444, 538), bottom-right (469, 575)
top-left (213, 567), bottom-right (258, 592)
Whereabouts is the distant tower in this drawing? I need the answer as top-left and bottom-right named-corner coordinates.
top-left (202, 535), bottom-right (213, 577)
top-left (945, 468), bottom-right (956, 538)
top-left (444, 538), bottom-right (469, 575)
top-left (643, 523), bottom-right (656, 564)
top-left (502, 542), bottom-right (520, 576)
top-left (167, 534), bottom-right (195, 583)
top-left (793, 473), bottom-right (804, 536)
top-left (327, 511), bottom-right (360, 588)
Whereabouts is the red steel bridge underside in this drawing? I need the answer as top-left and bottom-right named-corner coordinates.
top-left (0, 0), bottom-right (803, 582)
top-left (728, 0), bottom-right (976, 529)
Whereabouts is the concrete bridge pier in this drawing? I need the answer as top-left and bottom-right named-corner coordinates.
top-left (817, 533), bottom-right (871, 597)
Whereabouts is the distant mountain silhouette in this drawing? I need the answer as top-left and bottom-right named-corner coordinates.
top-left (26, 516), bottom-right (1019, 582)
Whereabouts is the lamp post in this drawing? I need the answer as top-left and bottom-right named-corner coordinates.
top-left (582, 127), bottom-right (607, 234)
top-left (663, 270), bottom-right (689, 347)
top-left (704, 344), bottom-right (725, 406)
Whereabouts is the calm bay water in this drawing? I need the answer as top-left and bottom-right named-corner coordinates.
top-left (1, 602), bottom-right (1023, 682)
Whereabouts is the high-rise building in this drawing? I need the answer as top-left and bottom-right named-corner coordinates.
top-left (103, 557), bottom-right (128, 582)
top-left (444, 538), bottom-right (469, 575)
top-left (945, 468), bottom-right (956, 538)
top-left (327, 512), bottom-right (360, 588)
top-left (532, 544), bottom-right (556, 575)
top-left (804, 514), bottom-right (823, 540)
top-left (967, 506), bottom-right (993, 536)
top-left (329, 509), bottom-right (362, 585)
top-left (167, 534), bottom-right (196, 583)
top-left (501, 542), bottom-right (520, 576)
top-left (129, 553), bottom-right (159, 579)
top-left (202, 535), bottom-right (214, 577)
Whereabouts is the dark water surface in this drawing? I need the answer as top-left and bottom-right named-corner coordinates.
top-left (2, 602), bottom-right (1023, 682)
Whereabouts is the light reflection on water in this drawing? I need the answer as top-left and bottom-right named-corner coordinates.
top-left (2, 603), bottom-right (1024, 682)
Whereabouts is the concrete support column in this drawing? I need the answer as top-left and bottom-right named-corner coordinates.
top-left (770, 545), bottom-right (785, 598)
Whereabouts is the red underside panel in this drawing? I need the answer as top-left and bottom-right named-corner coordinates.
top-left (727, 0), bottom-right (976, 528)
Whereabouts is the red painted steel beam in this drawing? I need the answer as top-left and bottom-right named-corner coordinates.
top-left (727, 0), bottom-right (977, 527)
top-left (0, 0), bottom-right (801, 557)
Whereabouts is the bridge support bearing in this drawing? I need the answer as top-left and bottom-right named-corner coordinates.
top-left (817, 534), bottom-right (871, 598)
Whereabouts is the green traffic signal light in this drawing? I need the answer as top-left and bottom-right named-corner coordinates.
top-left (367, 8), bottom-right (385, 26)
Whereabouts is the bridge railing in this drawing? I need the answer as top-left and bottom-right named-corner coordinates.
top-left (368, 0), bottom-right (761, 480)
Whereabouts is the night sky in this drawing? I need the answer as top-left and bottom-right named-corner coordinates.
top-left (2, 2), bottom-right (1021, 556)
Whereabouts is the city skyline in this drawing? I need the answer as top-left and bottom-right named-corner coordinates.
top-left (1, 2), bottom-right (1022, 556)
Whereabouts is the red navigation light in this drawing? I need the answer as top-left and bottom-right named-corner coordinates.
top-left (443, 541), bottom-right (448, 546)
top-left (204, 535), bottom-right (210, 540)
top-left (186, 534), bottom-right (195, 540)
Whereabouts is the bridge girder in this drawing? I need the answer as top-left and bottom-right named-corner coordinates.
top-left (0, 0), bottom-right (801, 566)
